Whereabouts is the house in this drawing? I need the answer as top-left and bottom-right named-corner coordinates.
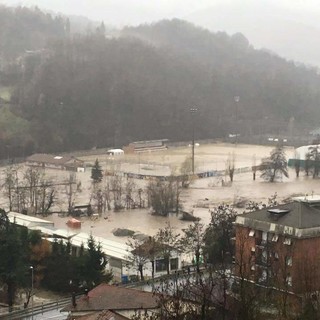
top-left (26, 153), bottom-right (85, 172)
top-left (129, 237), bottom-right (181, 281)
top-left (7, 211), bottom-right (183, 282)
top-left (62, 283), bottom-right (158, 319)
top-left (234, 195), bottom-right (320, 295)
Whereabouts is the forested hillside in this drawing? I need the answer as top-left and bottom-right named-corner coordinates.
top-left (1, 8), bottom-right (320, 157)
top-left (0, 5), bottom-right (68, 62)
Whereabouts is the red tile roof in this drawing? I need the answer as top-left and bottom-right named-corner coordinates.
top-left (73, 310), bottom-right (129, 320)
top-left (63, 284), bottom-right (158, 312)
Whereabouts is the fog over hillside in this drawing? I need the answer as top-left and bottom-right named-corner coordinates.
top-left (2, 0), bottom-right (320, 65)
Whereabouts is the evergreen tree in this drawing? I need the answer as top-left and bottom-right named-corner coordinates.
top-left (204, 204), bottom-right (236, 265)
top-left (0, 209), bottom-right (30, 308)
top-left (83, 235), bottom-right (112, 288)
top-left (308, 145), bottom-right (320, 178)
top-left (260, 145), bottom-right (289, 182)
top-left (91, 159), bottom-right (103, 183)
top-left (42, 239), bottom-right (73, 292)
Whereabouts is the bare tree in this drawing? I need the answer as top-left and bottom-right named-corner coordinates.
top-left (252, 154), bottom-right (257, 181)
top-left (179, 156), bottom-right (193, 188)
top-left (226, 152), bottom-right (236, 183)
top-left (91, 187), bottom-right (104, 214)
top-left (65, 172), bottom-right (77, 214)
top-left (126, 236), bottom-right (156, 281)
top-left (155, 223), bottom-right (180, 275)
top-left (305, 152), bottom-right (312, 177)
top-left (3, 165), bottom-right (19, 211)
top-left (180, 221), bottom-right (205, 273)
top-left (147, 177), bottom-right (180, 217)
top-left (23, 167), bottom-right (42, 213)
top-left (124, 178), bottom-right (136, 209)
top-left (37, 178), bottom-right (55, 215)
top-left (294, 152), bottom-right (301, 178)
top-left (110, 174), bottom-right (124, 211)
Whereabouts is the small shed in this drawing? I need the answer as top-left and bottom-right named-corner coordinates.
top-left (67, 218), bottom-right (81, 229)
top-left (107, 149), bottom-right (124, 156)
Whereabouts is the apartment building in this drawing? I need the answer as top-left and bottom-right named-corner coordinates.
top-left (234, 195), bottom-right (320, 294)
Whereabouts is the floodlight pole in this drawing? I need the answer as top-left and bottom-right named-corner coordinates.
top-left (234, 96), bottom-right (240, 145)
top-left (190, 108), bottom-right (198, 175)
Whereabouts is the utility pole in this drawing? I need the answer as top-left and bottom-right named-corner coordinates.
top-left (234, 96), bottom-right (240, 145)
top-left (190, 107), bottom-right (198, 175)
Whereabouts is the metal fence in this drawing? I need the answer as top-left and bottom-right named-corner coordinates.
top-left (0, 297), bottom-right (71, 320)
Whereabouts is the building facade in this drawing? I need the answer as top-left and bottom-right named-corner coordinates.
top-left (234, 196), bottom-right (320, 295)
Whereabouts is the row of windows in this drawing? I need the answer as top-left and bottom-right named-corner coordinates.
top-left (250, 267), bottom-right (293, 287)
top-left (248, 229), bottom-right (292, 245)
top-left (250, 247), bottom-right (292, 266)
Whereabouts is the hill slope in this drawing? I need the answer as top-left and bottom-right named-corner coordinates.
top-left (3, 18), bottom-right (320, 156)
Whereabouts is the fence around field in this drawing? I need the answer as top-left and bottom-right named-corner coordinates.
top-left (122, 166), bottom-right (252, 181)
top-left (0, 297), bottom-right (72, 320)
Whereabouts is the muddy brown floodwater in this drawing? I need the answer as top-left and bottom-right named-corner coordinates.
top-left (7, 143), bottom-right (320, 243)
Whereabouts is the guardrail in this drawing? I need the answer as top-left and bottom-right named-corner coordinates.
top-left (0, 297), bottom-right (72, 320)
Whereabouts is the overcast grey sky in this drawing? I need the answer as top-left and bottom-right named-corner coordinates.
top-left (1, 0), bottom-right (320, 26)
top-left (2, 0), bottom-right (320, 65)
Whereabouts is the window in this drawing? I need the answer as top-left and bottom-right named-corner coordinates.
top-left (283, 238), bottom-right (292, 245)
top-left (170, 258), bottom-right (178, 271)
top-left (286, 256), bottom-right (292, 266)
top-left (268, 233), bottom-right (274, 241)
top-left (155, 259), bottom-right (167, 272)
top-left (274, 252), bottom-right (279, 260)
top-left (249, 230), bottom-right (255, 237)
top-left (272, 234), bottom-right (279, 242)
top-left (262, 250), bottom-right (268, 263)
top-left (286, 275), bottom-right (292, 287)
top-left (262, 231), bottom-right (268, 242)
top-left (259, 270), bottom-right (267, 283)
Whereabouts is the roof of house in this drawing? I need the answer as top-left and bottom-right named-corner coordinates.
top-left (8, 212), bottom-right (54, 228)
top-left (71, 233), bottom-right (130, 261)
top-left (63, 284), bottom-right (158, 312)
top-left (131, 237), bottom-right (172, 258)
top-left (26, 153), bottom-right (83, 166)
top-left (74, 310), bottom-right (129, 320)
top-left (235, 198), bottom-right (320, 238)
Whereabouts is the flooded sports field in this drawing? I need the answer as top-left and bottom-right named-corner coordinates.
top-left (28, 142), bottom-right (318, 242)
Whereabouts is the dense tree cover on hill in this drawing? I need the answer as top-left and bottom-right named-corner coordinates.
top-left (1, 7), bottom-right (320, 156)
top-left (0, 5), bottom-right (67, 63)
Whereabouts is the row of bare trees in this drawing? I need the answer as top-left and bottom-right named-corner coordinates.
top-left (3, 166), bottom-right (56, 214)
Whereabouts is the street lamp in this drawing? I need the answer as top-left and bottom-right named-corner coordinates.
top-left (190, 107), bottom-right (198, 175)
top-left (30, 266), bottom-right (34, 320)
